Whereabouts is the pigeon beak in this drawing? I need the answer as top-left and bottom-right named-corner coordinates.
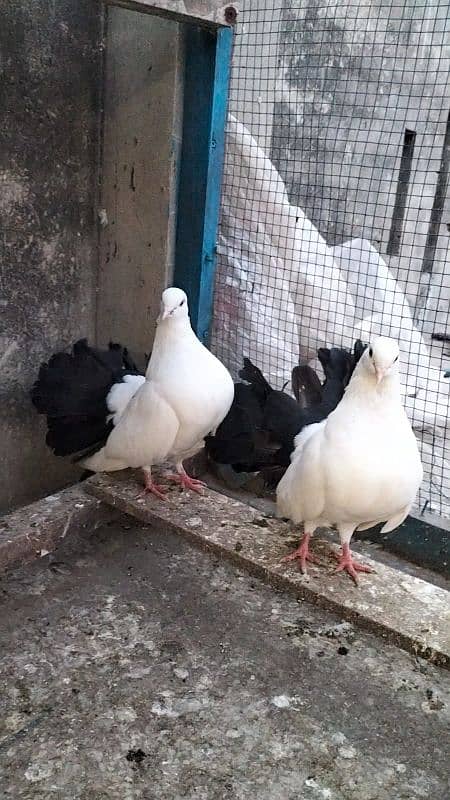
top-left (375, 367), bottom-right (385, 384)
top-left (160, 308), bottom-right (171, 321)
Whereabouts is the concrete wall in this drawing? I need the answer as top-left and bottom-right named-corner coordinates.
top-left (0, 2), bottom-right (182, 514)
top-left (97, 7), bottom-right (182, 360)
top-left (270, 0), bottom-right (450, 331)
top-left (0, 0), bottom-right (102, 513)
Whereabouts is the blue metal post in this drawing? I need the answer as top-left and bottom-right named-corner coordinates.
top-left (174, 24), bottom-right (234, 343)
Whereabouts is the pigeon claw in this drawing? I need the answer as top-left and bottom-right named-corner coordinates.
top-left (281, 533), bottom-right (319, 575)
top-left (139, 481), bottom-right (168, 501)
top-left (334, 545), bottom-right (374, 585)
top-left (167, 473), bottom-right (207, 494)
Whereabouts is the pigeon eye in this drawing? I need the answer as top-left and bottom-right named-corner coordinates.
top-left (394, 355), bottom-right (398, 362)
top-left (369, 347), bottom-right (373, 358)
top-left (179, 300), bottom-right (185, 307)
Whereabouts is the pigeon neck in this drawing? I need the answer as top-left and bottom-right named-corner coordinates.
top-left (157, 314), bottom-right (192, 337)
top-left (145, 316), bottom-right (195, 377)
top-left (346, 368), bottom-right (401, 403)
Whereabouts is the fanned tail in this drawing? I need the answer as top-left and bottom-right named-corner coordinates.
top-left (31, 338), bottom-right (143, 459)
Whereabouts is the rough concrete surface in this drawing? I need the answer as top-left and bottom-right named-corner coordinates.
top-left (86, 473), bottom-right (450, 668)
top-left (0, 485), bottom-right (118, 572)
top-left (205, 465), bottom-right (450, 584)
top-left (0, 0), bottom-right (101, 512)
top-left (0, 517), bottom-right (449, 799)
top-left (96, 8), bottom-right (182, 359)
top-left (105, 0), bottom-right (236, 27)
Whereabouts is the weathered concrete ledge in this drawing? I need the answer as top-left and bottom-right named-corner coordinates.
top-left (86, 471), bottom-right (450, 669)
top-left (0, 486), bottom-right (118, 571)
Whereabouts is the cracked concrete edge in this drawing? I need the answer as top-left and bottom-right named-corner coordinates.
top-left (104, 0), bottom-right (238, 27)
top-left (85, 472), bottom-right (450, 670)
top-left (0, 485), bottom-right (119, 571)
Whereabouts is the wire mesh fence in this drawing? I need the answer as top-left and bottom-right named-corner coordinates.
top-left (211, 0), bottom-right (450, 522)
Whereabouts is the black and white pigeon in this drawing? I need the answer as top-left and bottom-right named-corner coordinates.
top-left (277, 337), bottom-right (423, 584)
top-left (205, 340), bottom-right (364, 485)
top-left (31, 287), bottom-right (234, 498)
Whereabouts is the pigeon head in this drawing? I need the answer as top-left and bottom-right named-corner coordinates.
top-left (363, 337), bottom-right (400, 384)
top-left (158, 287), bottom-right (189, 323)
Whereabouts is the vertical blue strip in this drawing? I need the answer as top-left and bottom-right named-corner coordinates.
top-left (174, 25), bottom-right (233, 343)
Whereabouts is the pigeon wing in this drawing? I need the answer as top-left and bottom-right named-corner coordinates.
top-left (84, 381), bottom-right (179, 472)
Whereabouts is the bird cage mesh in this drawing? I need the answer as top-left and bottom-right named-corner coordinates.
top-left (210, 0), bottom-right (450, 522)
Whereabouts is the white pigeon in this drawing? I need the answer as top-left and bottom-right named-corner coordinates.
top-left (277, 337), bottom-right (423, 583)
top-left (83, 287), bottom-right (235, 497)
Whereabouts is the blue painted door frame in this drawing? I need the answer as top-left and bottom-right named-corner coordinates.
top-left (174, 25), bottom-right (234, 343)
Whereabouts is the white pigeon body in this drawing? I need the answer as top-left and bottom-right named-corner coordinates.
top-left (277, 337), bottom-right (423, 580)
top-left (145, 312), bottom-right (235, 462)
top-left (84, 288), bottom-right (234, 476)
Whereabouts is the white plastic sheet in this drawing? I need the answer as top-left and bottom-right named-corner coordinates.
top-left (212, 116), bottom-right (450, 517)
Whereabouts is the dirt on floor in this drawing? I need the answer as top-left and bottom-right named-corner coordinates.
top-left (0, 517), bottom-right (449, 799)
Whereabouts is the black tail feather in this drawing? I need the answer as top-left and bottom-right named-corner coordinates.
top-left (239, 357), bottom-right (273, 403)
top-left (206, 340), bottom-right (366, 486)
top-left (352, 339), bottom-right (367, 364)
top-left (291, 365), bottom-right (323, 408)
top-left (31, 339), bottom-right (143, 459)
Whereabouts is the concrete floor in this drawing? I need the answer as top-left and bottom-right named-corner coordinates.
top-left (0, 519), bottom-right (449, 800)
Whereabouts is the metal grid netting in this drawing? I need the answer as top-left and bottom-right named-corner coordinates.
top-left (211, 0), bottom-right (450, 521)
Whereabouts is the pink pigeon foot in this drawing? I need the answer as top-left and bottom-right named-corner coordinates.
top-left (139, 472), bottom-right (168, 501)
top-left (334, 543), bottom-right (374, 585)
top-left (167, 472), bottom-right (207, 494)
top-left (281, 533), bottom-right (319, 574)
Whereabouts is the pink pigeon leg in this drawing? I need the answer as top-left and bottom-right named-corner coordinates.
top-left (139, 467), bottom-right (168, 501)
top-left (166, 462), bottom-right (207, 494)
top-left (281, 531), bottom-right (320, 574)
top-left (334, 543), bottom-right (374, 585)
